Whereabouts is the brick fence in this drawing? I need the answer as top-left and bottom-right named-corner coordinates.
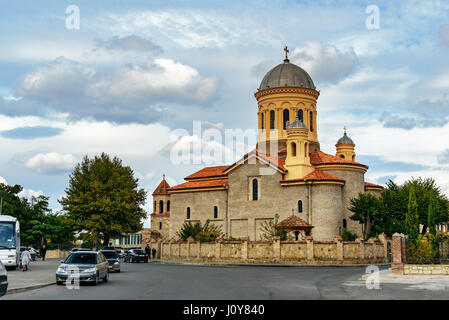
top-left (144, 234), bottom-right (388, 265)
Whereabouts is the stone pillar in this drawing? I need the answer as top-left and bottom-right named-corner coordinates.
top-left (178, 241), bottom-right (182, 257)
top-left (356, 238), bottom-right (365, 260)
top-left (187, 237), bottom-right (194, 258)
top-left (306, 236), bottom-right (314, 261)
top-left (391, 233), bottom-right (405, 275)
top-left (157, 240), bottom-right (162, 260)
top-left (242, 240), bottom-right (248, 260)
top-left (378, 233), bottom-right (387, 260)
top-left (215, 238), bottom-right (221, 260)
top-left (197, 241), bottom-right (201, 259)
top-left (273, 236), bottom-right (281, 260)
top-left (335, 236), bottom-right (343, 261)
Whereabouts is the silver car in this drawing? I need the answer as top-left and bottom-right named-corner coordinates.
top-left (100, 250), bottom-right (120, 273)
top-left (56, 251), bottom-right (109, 285)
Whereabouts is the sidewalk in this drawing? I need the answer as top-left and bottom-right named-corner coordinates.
top-left (361, 267), bottom-right (449, 281)
top-left (5, 258), bottom-right (59, 294)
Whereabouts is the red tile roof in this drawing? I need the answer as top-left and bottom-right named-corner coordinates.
top-left (365, 182), bottom-right (384, 189)
top-left (255, 149), bottom-right (285, 170)
top-left (278, 215), bottom-right (313, 229)
top-left (152, 179), bottom-right (171, 195)
top-left (150, 212), bottom-right (170, 217)
top-left (310, 151), bottom-right (368, 168)
top-left (281, 170), bottom-right (345, 183)
top-left (184, 166), bottom-right (228, 180)
top-left (169, 178), bottom-right (228, 191)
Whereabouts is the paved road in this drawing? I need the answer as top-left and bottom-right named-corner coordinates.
top-left (3, 262), bottom-right (449, 300)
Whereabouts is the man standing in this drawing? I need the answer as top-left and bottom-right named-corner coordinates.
top-left (152, 248), bottom-right (156, 260)
top-left (144, 244), bottom-right (151, 263)
top-left (40, 244), bottom-right (47, 261)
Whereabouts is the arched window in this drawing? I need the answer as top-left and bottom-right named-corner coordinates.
top-left (261, 113), bottom-right (264, 130)
top-left (352, 155), bottom-right (355, 161)
top-left (298, 109), bottom-right (303, 122)
top-left (283, 109), bottom-right (289, 129)
top-left (305, 142), bottom-right (308, 157)
top-left (159, 200), bottom-right (163, 213)
top-left (159, 222), bottom-right (162, 229)
top-left (252, 179), bottom-right (258, 201)
top-left (298, 200), bottom-right (303, 213)
top-left (340, 155), bottom-right (345, 159)
top-left (310, 111), bottom-right (314, 132)
top-left (186, 207), bottom-right (191, 219)
top-left (343, 219), bottom-right (347, 229)
top-left (214, 206), bottom-right (218, 219)
top-left (270, 110), bottom-right (275, 129)
top-left (167, 200), bottom-right (170, 212)
top-left (291, 142), bottom-right (297, 157)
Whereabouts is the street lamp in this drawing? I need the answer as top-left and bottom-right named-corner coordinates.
top-left (0, 190), bottom-right (11, 215)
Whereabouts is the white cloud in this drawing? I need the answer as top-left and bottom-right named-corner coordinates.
top-left (0, 176), bottom-right (7, 185)
top-left (25, 152), bottom-right (78, 174)
top-left (290, 42), bottom-right (358, 85)
top-left (18, 188), bottom-right (44, 200)
top-left (15, 57), bottom-right (219, 123)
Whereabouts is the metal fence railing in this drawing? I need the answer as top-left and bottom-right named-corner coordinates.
top-left (405, 238), bottom-right (449, 264)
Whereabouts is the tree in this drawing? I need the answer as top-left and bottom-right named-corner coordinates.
top-left (406, 185), bottom-right (420, 246)
top-left (59, 153), bottom-right (147, 249)
top-left (349, 193), bottom-right (383, 240)
top-left (427, 191), bottom-right (437, 236)
top-left (259, 214), bottom-right (291, 241)
top-left (176, 220), bottom-right (222, 242)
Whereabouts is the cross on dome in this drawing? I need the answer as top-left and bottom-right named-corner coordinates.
top-left (284, 46), bottom-right (289, 62)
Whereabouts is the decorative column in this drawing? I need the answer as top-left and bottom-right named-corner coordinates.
top-left (306, 236), bottom-right (314, 262)
top-left (242, 239), bottom-right (248, 260)
top-left (273, 236), bottom-right (281, 260)
top-left (335, 236), bottom-right (343, 261)
top-left (392, 233), bottom-right (405, 274)
top-left (356, 238), bottom-right (365, 260)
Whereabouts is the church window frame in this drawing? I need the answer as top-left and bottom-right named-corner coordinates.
top-left (186, 207), bottom-right (191, 219)
top-left (167, 200), bottom-right (170, 212)
top-left (159, 222), bottom-right (162, 230)
top-left (270, 110), bottom-right (275, 130)
top-left (298, 200), bottom-right (303, 213)
top-left (159, 200), bottom-right (163, 213)
top-left (291, 142), bottom-right (297, 157)
top-left (298, 109), bottom-right (303, 122)
top-left (252, 178), bottom-right (259, 201)
top-left (214, 206), bottom-right (218, 219)
top-left (310, 111), bottom-right (314, 132)
top-left (283, 109), bottom-right (289, 129)
top-left (261, 113), bottom-right (264, 130)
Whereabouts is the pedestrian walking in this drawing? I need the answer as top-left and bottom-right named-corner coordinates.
top-left (40, 244), bottom-right (47, 261)
top-left (145, 244), bottom-right (151, 262)
top-left (152, 248), bottom-right (156, 260)
top-left (21, 247), bottom-right (32, 272)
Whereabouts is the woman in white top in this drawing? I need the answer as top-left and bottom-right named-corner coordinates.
top-left (21, 247), bottom-right (32, 271)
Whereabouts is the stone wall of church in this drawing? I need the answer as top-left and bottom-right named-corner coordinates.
top-left (150, 214), bottom-right (170, 239)
top-left (309, 184), bottom-right (344, 240)
top-left (169, 190), bottom-right (227, 238)
top-left (318, 168), bottom-right (365, 237)
top-left (227, 161), bottom-right (311, 241)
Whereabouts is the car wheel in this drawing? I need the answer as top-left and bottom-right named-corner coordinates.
top-left (103, 271), bottom-right (109, 283)
top-left (56, 281), bottom-right (64, 286)
top-left (93, 272), bottom-right (99, 286)
top-left (116, 270), bottom-right (120, 273)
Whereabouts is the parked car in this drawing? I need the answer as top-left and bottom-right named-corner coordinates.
top-left (70, 248), bottom-right (92, 253)
top-left (117, 250), bottom-right (125, 259)
top-left (0, 261), bottom-right (7, 297)
top-left (20, 247), bottom-right (37, 261)
top-left (124, 249), bottom-right (148, 263)
top-left (100, 250), bottom-right (120, 273)
top-left (56, 251), bottom-right (109, 285)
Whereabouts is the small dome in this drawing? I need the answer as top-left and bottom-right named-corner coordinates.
top-left (259, 59), bottom-right (316, 90)
top-left (336, 131), bottom-right (355, 145)
top-left (286, 117), bottom-right (307, 130)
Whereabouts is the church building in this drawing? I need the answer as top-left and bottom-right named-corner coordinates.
top-left (151, 48), bottom-right (383, 241)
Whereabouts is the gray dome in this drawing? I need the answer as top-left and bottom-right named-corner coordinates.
top-left (286, 117), bottom-right (307, 130)
top-left (336, 132), bottom-right (355, 145)
top-left (259, 59), bottom-right (316, 90)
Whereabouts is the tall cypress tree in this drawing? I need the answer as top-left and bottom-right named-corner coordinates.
top-left (428, 191), bottom-right (437, 236)
top-left (406, 185), bottom-right (419, 246)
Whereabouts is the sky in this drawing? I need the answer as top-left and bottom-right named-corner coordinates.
top-left (1, 0), bottom-right (449, 228)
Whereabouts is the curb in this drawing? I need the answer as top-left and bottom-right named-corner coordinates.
top-left (155, 260), bottom-right (391, 268)
top-left (360, 274), bottom-right (449, 281)
top-left (6, 282), bottom-right (55, 295)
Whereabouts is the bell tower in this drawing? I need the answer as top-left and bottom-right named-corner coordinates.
top-left (335, 128), bottom-right (356, 161)
top-left (284, 117), bottom-right (314, 180)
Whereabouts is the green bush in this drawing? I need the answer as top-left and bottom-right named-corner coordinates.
top-left (176, 220), bottom-right (223, 242)
top-left (409, 233), bottom-right (439, 264)
top-left (341, 228), bottom-right (358, 241)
